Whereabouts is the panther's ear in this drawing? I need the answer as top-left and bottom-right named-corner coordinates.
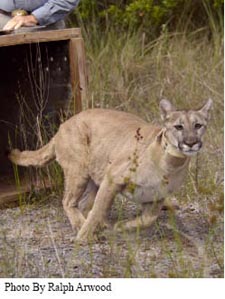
top-left (159, 99), bottom-right (176, 121)
top-left (199, 98), bottom-right (213, 120)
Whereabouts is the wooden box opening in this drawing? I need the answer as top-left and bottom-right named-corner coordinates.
top-left (0, 28), bottom-right (87, 207)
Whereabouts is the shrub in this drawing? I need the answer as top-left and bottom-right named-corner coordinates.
top-left (70, 0), bottom-right (224, 37)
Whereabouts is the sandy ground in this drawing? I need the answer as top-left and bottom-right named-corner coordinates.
top-left (0, 195), bottom-right (223, 278)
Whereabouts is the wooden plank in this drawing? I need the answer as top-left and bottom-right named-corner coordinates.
top-left (0, 191), bottom-right (24, 209)
top-left (0, 28), bottom-right (81, 47)
top-left (0, 177), bottom-right (52, 209)
top-left (0, 182), bottom-right (28, 209)
top-left (69, 38), bottom-right (82, 113)
top-left (69, 37), bottom-right (88, 113)
top-left (73, 38), bottom-right (88, 108)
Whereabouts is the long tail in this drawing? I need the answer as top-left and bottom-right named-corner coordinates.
top-left (8, 138), bottom-right (56, 168)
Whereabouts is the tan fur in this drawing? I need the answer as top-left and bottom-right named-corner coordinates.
top-left (8, 99), bottom-right (212, 242)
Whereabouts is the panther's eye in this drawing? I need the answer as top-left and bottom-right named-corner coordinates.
top-left (174, 125), bottom-right (184, 131)
top-left (195, 123), bottom-right (202, 129)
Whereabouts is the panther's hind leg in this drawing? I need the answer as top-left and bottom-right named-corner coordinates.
top-left (62, 168), bottom-right (89, 232)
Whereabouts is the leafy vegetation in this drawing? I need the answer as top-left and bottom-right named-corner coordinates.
top-left (71, 0), bottom-right (224, 37)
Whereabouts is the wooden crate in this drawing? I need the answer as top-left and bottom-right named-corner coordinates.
top-left (0, 28), bottom-right (88, 207)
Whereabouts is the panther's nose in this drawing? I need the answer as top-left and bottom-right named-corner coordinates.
top-left (184, 141), bottom-right (198, 148)
top-left (183, 141), bottom-right (202, 150)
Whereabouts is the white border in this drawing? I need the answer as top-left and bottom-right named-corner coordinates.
top-left (0, 278), bottom-right (224, 299)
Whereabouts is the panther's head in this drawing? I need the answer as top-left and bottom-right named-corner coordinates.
top-left (159, 99), bottom-right (213, 156)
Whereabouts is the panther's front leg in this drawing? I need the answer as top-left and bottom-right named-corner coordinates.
top-left (114, 199), bottom-right (165, 232)
top-left (76, 177), bottom-right (121, 242)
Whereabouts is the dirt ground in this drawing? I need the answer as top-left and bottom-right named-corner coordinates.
top-left (0, 193), bottom-right (223, 278)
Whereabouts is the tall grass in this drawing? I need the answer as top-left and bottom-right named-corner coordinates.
top-left (83, 26), bottom-right (223, 120)
top-left (79, 24), bottom-right (224, 277)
